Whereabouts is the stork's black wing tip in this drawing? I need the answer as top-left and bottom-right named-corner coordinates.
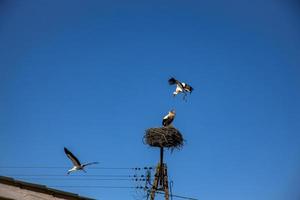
top-left (168, 77), bottom-right (177, 85)
top-left (64, 147), bottom-right (70, 154)
top-left (162, 118), bottom-right (167, 126)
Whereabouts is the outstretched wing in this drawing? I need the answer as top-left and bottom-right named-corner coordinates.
top-left (168, 77), bottom-right (179, 85)
top-left (184, 84), bottom-right (194, 93)
top-left (169, 77), bottom-right (185, 91)
top-left (64, 147), bottom-right (81, 167)
top-left (83, 162), bottom-right (99, 167)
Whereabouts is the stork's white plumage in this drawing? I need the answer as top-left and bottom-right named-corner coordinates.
top-left (162, 110), bottom-right (176, 127)
top-left (64, 147), bottom-right (98, 175)
top-left (168, 77), bottom-right (194, 98)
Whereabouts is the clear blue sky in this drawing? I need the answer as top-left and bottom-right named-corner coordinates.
top-left (1, 1), bottom-right (300, 200)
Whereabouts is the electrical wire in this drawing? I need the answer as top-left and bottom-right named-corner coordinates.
top-left (2, 166), bottom-right (196, 199)
top-left (155, 191), bottom-right (198, 200)
top-left (3, 174), bottom-right (136, 177)
top-left (2, 174), bottom-right (151, 178)
top-left (0, 166), bottom-right (153, 170)
top-left (15, 178), bottom-right (144, 181)
top-left (49, 185), bottom-right (144, 189)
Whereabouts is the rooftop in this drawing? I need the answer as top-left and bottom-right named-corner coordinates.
top-left (0, 176), bottom-right (95, 200)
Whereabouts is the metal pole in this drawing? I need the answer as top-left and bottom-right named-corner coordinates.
top-left (159, 147), bottom-right (164, 187)
top-left (164, 164), bottom-right (169, 200)
top-left (160, 147), bottom-right (164, 165)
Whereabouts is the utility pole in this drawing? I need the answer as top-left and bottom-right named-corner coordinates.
top-left (144, 126), bottom-right (183, 200)
top-left (150, 147), bottom-right (169, 200)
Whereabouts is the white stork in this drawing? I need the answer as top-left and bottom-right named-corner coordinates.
top-left (64, 147), bottom-right (98, 175)
top-left (162, 110), bottom-right (176, 127)
top-left (168, 77), bottom-right (194, 99)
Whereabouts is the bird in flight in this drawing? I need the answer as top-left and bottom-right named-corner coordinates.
top-left (168, 77), bottom-right (194, 100)
top-left (64, 147), bottom-right (98, 175)
top-left (162, 110), bottom-right (176, 127)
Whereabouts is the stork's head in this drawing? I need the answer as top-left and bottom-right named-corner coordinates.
top-left (169, 109), bottom-right (176, 115)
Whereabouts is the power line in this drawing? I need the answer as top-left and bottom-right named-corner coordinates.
top-left (4, 174), bottom-right (149, 177)
top-left (0, 167), bottom-right (129, 169)
top-left (48, 186), bottom-right (199, 199)
top-left (17, 178), bottom-right (135, 181)
top-left (49, 185), bottom-right (143, 189)
top-left (155, 191), bottom-right (198, 200)
top-left (0, 166), bottom-right (153, 170)
top-left (4, 174), bottom-right (134, 177)
top-left (16, 178), bottom-right (147, 181)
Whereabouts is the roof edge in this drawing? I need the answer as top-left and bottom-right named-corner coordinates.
top-left (0, 176), bottom-right (95, 200)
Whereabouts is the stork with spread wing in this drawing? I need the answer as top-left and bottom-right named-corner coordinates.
top-left (64, 147), bottom-right (98, 174)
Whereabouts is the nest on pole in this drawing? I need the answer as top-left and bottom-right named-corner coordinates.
top-left (144, 126), bottom-right (184, 150)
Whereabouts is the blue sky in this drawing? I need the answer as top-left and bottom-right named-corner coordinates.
top-left (0, 1), bottom-right (300, 200)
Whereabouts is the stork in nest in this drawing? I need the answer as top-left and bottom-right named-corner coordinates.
top-left (162, 110), bottom-right (176, 127)
top-left (168, 77), bottom-right (194, 100)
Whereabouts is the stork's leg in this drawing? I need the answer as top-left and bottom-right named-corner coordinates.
top-left (67, 169), bottom-right (73, 175)
top-left (182, 92), bottom-right (188, 101)
top-left (173, 91), bottom-right (178, 97)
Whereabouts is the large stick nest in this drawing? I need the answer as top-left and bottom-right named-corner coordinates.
top-left (144, 126), bottom-right (184, 149)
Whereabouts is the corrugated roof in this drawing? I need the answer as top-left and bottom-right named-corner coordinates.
top-left (0, 176), bottom-right (95, 200)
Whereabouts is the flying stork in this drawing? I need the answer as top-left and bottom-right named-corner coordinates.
top-left (162, 110), bottom-right (176, 127)
top-left (64, 147), bottom-right (98, 175)
top-left (168, 77), bottom-right (194, 100)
